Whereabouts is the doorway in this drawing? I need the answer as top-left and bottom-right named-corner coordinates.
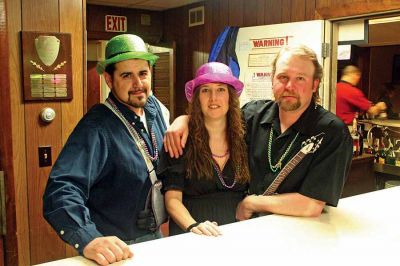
top-left (330, 13), bottom-right (400, 114)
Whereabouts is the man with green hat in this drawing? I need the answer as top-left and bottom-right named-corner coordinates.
top-left (43, 34), bottom-right (169, 265)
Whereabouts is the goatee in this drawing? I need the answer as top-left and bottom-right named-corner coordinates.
top-left (127, 93), bottom-right (146, 108)
top-left (277, 99), bottom-right (301, 111)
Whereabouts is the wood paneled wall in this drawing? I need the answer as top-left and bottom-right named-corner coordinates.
top-left (153, 52), bottom-right (173, 117)
top-left (163, 0), bottom-right (400, 116)
top-left (0, 1), bottom-right (16, 265)
top-left (6, 1), bottom-right (29, 264)
top-left (3, 0), bottom-right (85, 265)
top-left (87, 4), bottom-right (163, 43)
top-left (163, 0), bottom-right (318, 116)
top-left (87, 61), bottom-right (101, 111)
top-left (0, 0), bottom-right (398, 265)
top-left (369, 45), bottom-right (400, 111)
top-left (316, 0), bottom-right (400, 18)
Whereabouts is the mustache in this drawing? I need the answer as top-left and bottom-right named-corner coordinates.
top-left (280, 93), bottom-right (298, 97)
top-left (128, 89), bottom-right (145, 94)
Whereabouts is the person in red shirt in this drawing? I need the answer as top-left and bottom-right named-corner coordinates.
top-left (336, 65), bottom-right (386, 124)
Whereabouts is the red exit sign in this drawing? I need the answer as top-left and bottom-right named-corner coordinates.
top-left (105, 15), bottom-right (127, 32)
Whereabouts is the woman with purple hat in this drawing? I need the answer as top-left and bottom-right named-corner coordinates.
top-left (157, 62), bottom-right (250, 236)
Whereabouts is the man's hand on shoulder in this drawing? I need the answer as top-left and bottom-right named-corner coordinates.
top-left (163, 115), bottom-right (190, 158)
top-left (83, 236), bottom-right (133, 265)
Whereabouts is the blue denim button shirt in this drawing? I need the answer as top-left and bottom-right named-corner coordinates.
top-left (43, 92), bottom-right (167, 254)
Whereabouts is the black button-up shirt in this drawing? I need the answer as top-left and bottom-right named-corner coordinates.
top-left (43, 93), bottom-right (167, 254)
top-left (242, 100), bottom-right (352, 206)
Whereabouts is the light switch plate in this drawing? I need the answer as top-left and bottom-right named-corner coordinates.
top-left (38, 146), bottom-right (52, 167)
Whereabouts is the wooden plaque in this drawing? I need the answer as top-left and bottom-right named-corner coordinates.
top-left (21, 31), bottom-right (73, 101)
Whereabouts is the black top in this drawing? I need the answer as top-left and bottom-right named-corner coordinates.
top-left (378, 95), bottom-right (398, 119)
top-left (43, 93), bottom-right (167, 254)
top-left (157, 149), bottom-right (248, 235)
top-left (242, 100), bottom-right (352, 207)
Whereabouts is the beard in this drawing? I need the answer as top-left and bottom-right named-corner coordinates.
top-left (276, 94), bottom-right (301, 111)
top-left (127, 90), bottom-right (148, 108)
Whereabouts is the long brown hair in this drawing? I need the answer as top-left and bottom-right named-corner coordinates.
top-left (185, 85), bottom-right (250, 184)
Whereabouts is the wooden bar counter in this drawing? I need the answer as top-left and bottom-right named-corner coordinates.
top-left (342, 153), bottom-right (376, 197)
top-left (37, 187), bottom-right (400, 266)
top-left (374, 163), bottom-right (400, 189)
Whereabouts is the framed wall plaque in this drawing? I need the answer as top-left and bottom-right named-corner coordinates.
top-left (21, 31), bottom-right (73, 101)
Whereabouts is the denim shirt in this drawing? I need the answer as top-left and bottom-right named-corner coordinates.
top-left (43, 92), bottom-right (167, 254)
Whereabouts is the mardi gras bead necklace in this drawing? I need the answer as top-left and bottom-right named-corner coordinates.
top-left (211, 150), bottom-right (229, 158)
top-left (267, 129), bottom-right (299, 172)
top-left (212, 162), bottom-right (237, 189)
top-left (107, 98), bottom-right (159, 162)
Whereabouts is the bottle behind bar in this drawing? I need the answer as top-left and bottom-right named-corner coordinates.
top-left (374, 138), bottom-right (380, 162)
top-left (378, 140), bottom-right (386, 164)
top-left (351, 114), bottom-right (360, 157)
top-left (357, 123), bottom-right (364, 156)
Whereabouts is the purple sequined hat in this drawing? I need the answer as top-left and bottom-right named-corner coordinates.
top-left (185, 62), bottom-right (244, 102)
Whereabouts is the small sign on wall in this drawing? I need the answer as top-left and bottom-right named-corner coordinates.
top-left (105, 15), bottom-right (127, 32)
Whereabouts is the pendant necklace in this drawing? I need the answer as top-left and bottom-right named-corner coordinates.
top-left (267, 129), bottom-right (299, 173)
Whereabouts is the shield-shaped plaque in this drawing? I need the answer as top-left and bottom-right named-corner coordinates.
top-left (35, 35), bottom-right (60, 67)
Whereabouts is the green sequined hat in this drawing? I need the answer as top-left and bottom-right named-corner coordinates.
top-left (96, 34), bottom-right (159, 74)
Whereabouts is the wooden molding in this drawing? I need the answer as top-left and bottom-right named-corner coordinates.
top-left (316, 1), bottom-right (400, 19)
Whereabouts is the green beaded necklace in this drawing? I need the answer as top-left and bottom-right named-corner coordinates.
top-left (267, 129), bottom-right (299, 173)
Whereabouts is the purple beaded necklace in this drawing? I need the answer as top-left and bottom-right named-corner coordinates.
top-left (212, 161), bottom-right (237, 189)
top-left (106, 98), bottom-right (159, 162)
top-left (211, 151), bottom-right (229, 158)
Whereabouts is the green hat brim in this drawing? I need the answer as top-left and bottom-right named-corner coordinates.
top-left (96, 51), bottom-right (159, 74)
